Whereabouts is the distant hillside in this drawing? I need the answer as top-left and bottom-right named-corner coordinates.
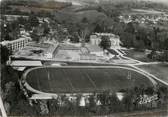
top-left (55, 0), bottom-right (168, 7)
top-left (1, 0), bottom-right (72, 15)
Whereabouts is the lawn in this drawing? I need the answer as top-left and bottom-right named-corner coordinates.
top-left (25, 66), bottom-right (154, 94)
top-left (137, 63), bottom-right (168, 86)
top-left (123, 49), bottom-right (153, 62)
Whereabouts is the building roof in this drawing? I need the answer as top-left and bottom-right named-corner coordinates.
top-left (10, 61), bottom-right (42, 67)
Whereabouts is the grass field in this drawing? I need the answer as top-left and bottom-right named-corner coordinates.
top-left (25, 67), bottom-right (154, 94)
top-left (123, 49), bottom-right (153, 62)
top-left (137, 63), bottom-right (168, 85)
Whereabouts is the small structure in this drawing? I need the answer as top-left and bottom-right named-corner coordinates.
top-left (90, 34), bottom-right (101, 46)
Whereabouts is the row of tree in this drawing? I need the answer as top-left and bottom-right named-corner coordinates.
top-left (22, 85), bottom-right (168, 116)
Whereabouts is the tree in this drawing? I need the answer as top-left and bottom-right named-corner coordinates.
top-left (109, 94), bottom-right (122, 112)
top-left (125, 22), bottom-right (135, 34)
top-left (81, 17), bottom-right (88, 24)
top-left (67, 18), bottom-right (92, 44)
top-left (123, 92), bottom-right (134, 111)
top-left (88, 95), bottom-right (96, 113)
top-left (134, 37), bottom-right (145, 50)
top-left (28, 14), bottom-right (39, 27)
top-left (163, 50), bottom-right (168, 62)
top-left (30, 29), bottom-right (40, 43)
top-left (42, 22), bottom-right (50, 36)
top-left (76, 26), bottom-right (89, 46)
top-left (164, 38), bottom-right (168, 50)
top-left (18, 17), bottom-right (27, 25)
top-left (120, 32), bottom-right (135, 48)
top-left (2, 21), bottom-right (20, 41)
top-left (0, 45), bottom-right (11, 64)
top-left (94, 24), bottom-right (102, 33)
top-left (99, 36), bottom-right (111, 50)
top-left (145, 87), bottom-right (154, 95)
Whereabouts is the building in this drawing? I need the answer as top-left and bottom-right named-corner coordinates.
top-left (1, 37), bottom-right (31, 52)
top-left (90, 33), bottom-right (121, 49)
top-left (90, 34), bottom-right (101, 45)
top-left (3, 15), bottom-right (29, 21)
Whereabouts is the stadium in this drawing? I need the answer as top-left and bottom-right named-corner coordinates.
top-left (21, 66), bottom-right (156, 101)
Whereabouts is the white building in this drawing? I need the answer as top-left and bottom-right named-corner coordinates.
top-left (1, 37), bottom-right (31, 52)
top-left (3, 15), bottom-right (29, 21)
top-left (90, 33), bottom-right (121, 49)
top-left (90, 34), bottom-right (101, 46)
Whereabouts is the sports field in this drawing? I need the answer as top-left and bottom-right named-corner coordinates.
top-left (24, 66), bottom-right (154, 94)
top-left (137, 63), bottom-right (168, 85)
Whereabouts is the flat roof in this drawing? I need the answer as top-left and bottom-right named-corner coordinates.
top-left (10, 61), bottom-right (42, 67)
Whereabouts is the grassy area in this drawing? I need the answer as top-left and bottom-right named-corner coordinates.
top-left (137, 63), bottom-right (168, 86)
top-left (25, 67), bottom-right (153, 94)
top-left (123, 49), bottom-right (153, 62)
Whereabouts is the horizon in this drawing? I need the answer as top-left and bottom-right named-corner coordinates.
top-left (53, 0), bottom-right (168, 6)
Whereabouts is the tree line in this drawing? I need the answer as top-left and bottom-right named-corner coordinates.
top-left (15, 85), bottom-right (168, 116)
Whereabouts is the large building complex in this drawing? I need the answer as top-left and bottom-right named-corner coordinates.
top-left (90, 33), bottom-right (121, 49)
top-left (1, 37), bottom-right (31, 52)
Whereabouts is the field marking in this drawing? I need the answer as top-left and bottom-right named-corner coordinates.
top-left (85, 72), bottom-right (97, 90)
top-left (62, 69), bottom-right (76, 91)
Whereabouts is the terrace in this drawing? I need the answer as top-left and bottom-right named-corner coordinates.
top-left (13, 42), bottom-right (58, 59)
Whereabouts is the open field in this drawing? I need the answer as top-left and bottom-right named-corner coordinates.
top-left (123, 49), bottom-right (153, 62)
top-left (24, 66), bottom-right (154, 94)
top-left (137, 63), bottom-right (168, 85)
top-left (131, 9), bottom-right (165, 15)
top-left (122, 8), bottom-right (166, 15)
top-left (2, 1), bottom-right (72, 14)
